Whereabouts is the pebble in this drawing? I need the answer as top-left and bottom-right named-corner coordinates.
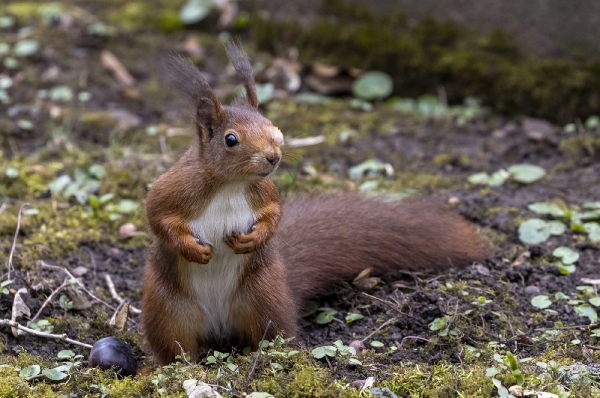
top-left (349, 340), bottom-right (365, 356)
top-left (524, 285), bottom-right (540, 295)
top-left (71, 266), bottom-right (88, 277)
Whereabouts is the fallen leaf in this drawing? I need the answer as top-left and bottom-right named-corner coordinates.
top-left (352, 277), bottom-right (380, 291)
top-left (113, 303), bottom-right (129, 331)
top-left (353, 268), bottom-right (372, 282)
top-left (11, 287), bottom-right (30, 337)
top-left (511, 251), bottom-right (531, 266)
top-left (183, 379), bottom-right (223, 398)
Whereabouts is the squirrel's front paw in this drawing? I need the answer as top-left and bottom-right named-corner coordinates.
top-left (183, 239), bottom-right (212, 264)
top-left (225, 230), bottom-right (262, 254)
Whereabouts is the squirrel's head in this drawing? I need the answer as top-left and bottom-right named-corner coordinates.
top-left (170, 41), bottom-right (283, 181)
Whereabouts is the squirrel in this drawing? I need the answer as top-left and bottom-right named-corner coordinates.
top-left (141, 41), bottom-right (487, 366)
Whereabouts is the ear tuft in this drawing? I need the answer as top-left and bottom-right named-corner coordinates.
top-left (224, 39), bottom-right (258, 109)
top-left (166, 54), bottom-right (223, 140)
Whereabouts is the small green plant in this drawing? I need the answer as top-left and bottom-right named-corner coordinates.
top-left (315, 309), bottom-right (337, 324)
top-left (531, 295), bottom-right (552, 309)
top-left (485, 352), bottom-right (524, 386)
top-left (345, 313), bottom-right (364, 324)
top-left (151, 373), bottom-right (167, 395)
top-left (58, 294), bottom-right (73, 312)
top-left (18, 350), bottom-right (84, 382)
top-left (471, 296), bottom-right (493, 307)
top-left (29, 319), bottom-right (53, 333)
top-left (311, 340), bottom-right (361, 365)
top-left (1, 280), bottom-right (13, 294)
top-left (205, 350), bottom-right (238, 372)
top-left (48, 164), bottom-right (106, 204)
top-left (469, 164), bottom-right (546, 187)
top-left (522, 201), bottom-right (600, 244)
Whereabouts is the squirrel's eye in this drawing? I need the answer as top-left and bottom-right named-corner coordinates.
top-left (225, 134), bottom-right (238, 147)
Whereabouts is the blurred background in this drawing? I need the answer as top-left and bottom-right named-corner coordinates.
top-left (1, 0), bottom-right (599, 278)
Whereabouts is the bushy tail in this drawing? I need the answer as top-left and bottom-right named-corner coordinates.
top-left (279, 193), bottom-right (487, 304)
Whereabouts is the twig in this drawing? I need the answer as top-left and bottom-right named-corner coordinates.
top-left (360, 317), bottom-right (398, 343)
top-left (0, 319), bottom-right (92, 349)
top-left (39, 261), bottom-right (116, 311)
top-left (535, 324), bottom-right (597, 331)
top-left (325, 356), bottom-right (334, 372)
top-left (285, 135), bottom-right (325, 147)
top-left (361, 292), bottom-right (408, 317)
top-left (397, 336), bottom-right (430, 350)
top-left (245, 320), bottom-right (272, 391)
top-left (175, 341), bottom-right (193, 366)
top-left (82, 247), bottom-right (98, 289)
top-left (6, 203), bottom-right (29, 279)
top-left (100, 50), bottom-right (135, 87)
top-left (27, 278), bottom-right (69, 326)
top-left (104, 274), bottom-right (141, 314)
top-left (159, 136), bottom-right (170, 161)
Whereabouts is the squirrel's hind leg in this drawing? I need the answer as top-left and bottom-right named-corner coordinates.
top-left (142, 251), bottom-right (205, 366)
top-left (231, 255), bottom-right (298, 346)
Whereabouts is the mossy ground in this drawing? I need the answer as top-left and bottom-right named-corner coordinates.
top-left (1, 1), bottom-right (600, 397)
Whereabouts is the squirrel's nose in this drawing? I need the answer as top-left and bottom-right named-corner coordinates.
top-left (266, 154), bottom-right (281, 165)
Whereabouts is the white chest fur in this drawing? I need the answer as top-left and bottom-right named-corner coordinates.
top-left (187, 182), bottom-right (256, 339)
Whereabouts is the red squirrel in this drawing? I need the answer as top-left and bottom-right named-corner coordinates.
top-left (142, 41), bottom-right (487, 365)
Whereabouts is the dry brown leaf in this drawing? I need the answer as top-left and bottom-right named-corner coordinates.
top-left (352, 277), bottom-right (380, 291)
top-left (11, 288), bottom-right (30, 337)
top-left (353, 268), bottom-right (372, 282)
top-left (512, 251), bottom-right (531, 266)
top-left (114, 302), bottom-right (129, 331)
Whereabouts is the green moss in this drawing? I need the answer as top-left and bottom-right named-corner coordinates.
top-left (559, 135), bottom-right (600, 159)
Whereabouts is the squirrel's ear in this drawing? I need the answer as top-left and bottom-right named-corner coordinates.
top-left (224, 40), bottom-right (258, 109)
top-left (194, 97), bottom-right (223, 141)
top-left (167, 54), bottom-right (223, 141)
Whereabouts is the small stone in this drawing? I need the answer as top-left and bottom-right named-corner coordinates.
top-left (524, 285), bottom-right (541, 295)
top-left (473, 264), bottom-right (491, 276)
top-left (448, 196), bottom-right (460, 205)
top-left (71, 266), bottom-right (88, 277)
top-left (109, 248), bottom-right (121, 256)
top-left (349, 340), bottom-right (366, 356)
top-left (352, 379), bottom-right (367, 388)
top-left (119, 223), bottom-right (137, 239)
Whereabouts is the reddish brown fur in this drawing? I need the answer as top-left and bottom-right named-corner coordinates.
top-left (279, 193), bottom-right (487, 305)
top-left (142, 42), bottom-right (487, 366)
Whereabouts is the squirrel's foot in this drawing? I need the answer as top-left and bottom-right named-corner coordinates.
top-left (225, 230), bottom-right (262, 254)
top-left (183, 238), bottom-right (212, 264)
